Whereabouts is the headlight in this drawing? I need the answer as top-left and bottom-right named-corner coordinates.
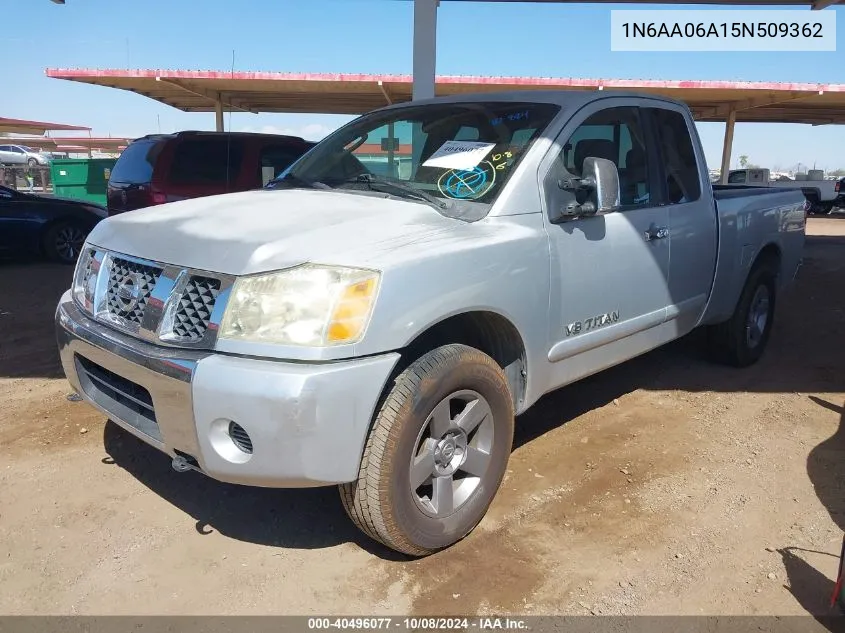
top-left (71, 247), bottom-right (97, 314)
top-left (219, 264), bottom-right (381, 347)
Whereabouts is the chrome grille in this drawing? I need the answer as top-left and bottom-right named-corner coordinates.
top-left (172, 276), bottom-right (221, 341)
top-left (78, 248), bottom-right (234, 349)
top-left (105, 257), bottom-right (160, 325)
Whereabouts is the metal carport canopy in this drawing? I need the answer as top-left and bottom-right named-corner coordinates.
top-left (45, 68), bottom-right (845, 182)
top-left (43, 68), bottom-right (845, 124)
top-left (0, 116), bottom-right (90, 135)
top-left (0, 135), bottom-right (131, 151)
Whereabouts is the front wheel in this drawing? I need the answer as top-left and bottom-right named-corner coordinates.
top-left (340, 344), bottom-right (514, 556)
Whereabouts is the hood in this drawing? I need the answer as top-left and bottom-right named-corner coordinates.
top-left (85, 188), bottom-right (466, 275)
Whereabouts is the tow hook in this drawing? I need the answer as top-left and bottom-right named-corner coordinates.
top-left (171, 455), bottom-right (193, 473)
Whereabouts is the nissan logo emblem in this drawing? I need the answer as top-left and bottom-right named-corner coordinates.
top-left (115, 272), bottom-right (143, 312)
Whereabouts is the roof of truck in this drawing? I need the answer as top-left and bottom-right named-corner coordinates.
top-left (44, 69), bottom-right (845, 125)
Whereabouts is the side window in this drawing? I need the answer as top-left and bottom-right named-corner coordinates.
top-left (259, 144), bottom-right (306, 186)
top-left (649, 108), bottom-right (701, 204)
top-left (550, 107), bottom-right (650, 208)
top-left (168, 138), bottom-right (245, 186)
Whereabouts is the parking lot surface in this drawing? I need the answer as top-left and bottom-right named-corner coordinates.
top-left (1, 217), bottom-right (844, 616)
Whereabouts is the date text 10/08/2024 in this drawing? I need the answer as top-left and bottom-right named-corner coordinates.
top-left (621, 21), bottom-right (824, 38)
top-left (307, 617), bottom-right (528, 630)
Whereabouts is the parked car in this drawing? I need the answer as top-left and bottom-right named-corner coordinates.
top-left (56, 91), bottom-right (805, 556)
top-left (0, 144), bottom-right (51, 167)
top-left (0, 185), bottom-right (106, 264)
top-left (106, 131), bottom-right (316, 215)
top-left (727, 168), bottom-right (838, 214)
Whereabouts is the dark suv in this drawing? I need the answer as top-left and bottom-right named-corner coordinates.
top-left (106, 131), bottom-right (316, 215)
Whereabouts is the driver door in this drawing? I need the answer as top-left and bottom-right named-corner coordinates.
top-left (541, 101), bottom-right (674, 385)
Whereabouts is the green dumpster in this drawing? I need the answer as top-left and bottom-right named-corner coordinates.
top-left (50, 158), bottom-right (117, 206)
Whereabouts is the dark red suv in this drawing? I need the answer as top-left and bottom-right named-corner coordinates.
top-left (106, 131), bottom-right (316, 215)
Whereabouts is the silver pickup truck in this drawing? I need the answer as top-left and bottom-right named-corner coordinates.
top-left (56, 91), bottom-right (805, 556)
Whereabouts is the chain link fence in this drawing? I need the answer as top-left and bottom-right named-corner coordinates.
top-left (0, 165), bottom-right (53, 193)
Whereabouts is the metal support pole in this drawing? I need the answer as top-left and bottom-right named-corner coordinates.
top-left (413, 0), bottom-right (438, 101)
top-left (719, 109), bottom-right (736, 185)
top-left (215, 99), bottom-right (224, 132)
top-left (387, 121), bottom-right (396, 177)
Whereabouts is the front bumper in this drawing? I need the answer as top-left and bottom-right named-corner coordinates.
top-left (56, 291), bottom-right (400, 487)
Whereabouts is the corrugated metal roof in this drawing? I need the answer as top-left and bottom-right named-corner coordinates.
top-left (0, 117), bottom-right (91, 135)
top-left (45, 68), bottom-right (845, 124)
top-left (0, 136), bottom-right (130, 150)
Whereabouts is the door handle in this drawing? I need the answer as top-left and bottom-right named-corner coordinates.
top-left (644, 226), bottom-right (670, 242)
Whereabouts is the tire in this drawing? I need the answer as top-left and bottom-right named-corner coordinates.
top-left (340, 344), bottom-right (514, 557)
top-left (42, 220), bottom-right (89, 264)
top-left (707, 258), bottom-right (778, 367)
top-left (27, 158), bottom-right (37, 168)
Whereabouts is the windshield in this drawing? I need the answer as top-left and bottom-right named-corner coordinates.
top-left (273, 101), bottom-right (561, 219)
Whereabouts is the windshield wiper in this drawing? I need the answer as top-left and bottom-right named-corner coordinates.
top-left (266, 172), bottom-right (331, 190)
top-left (344, 173), bottom-right (448, 210)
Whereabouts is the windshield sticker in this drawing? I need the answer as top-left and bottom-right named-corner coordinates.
top-left (490, 110), bottom-right (530, 126)
top-left (490, 150), bottom-right (513, 171)
top-left (437, 162), bottom-right (497, 200)
top-left (422, 140), bottom-right (496, 170)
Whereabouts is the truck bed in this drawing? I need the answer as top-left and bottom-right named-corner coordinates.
top-left (712, 185), bottom-right (786, 200)
top-left (701, 184), bottom-right (806, 328)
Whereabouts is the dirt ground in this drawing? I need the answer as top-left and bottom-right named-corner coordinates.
top-left (0, 216), bottom-right (844, 619)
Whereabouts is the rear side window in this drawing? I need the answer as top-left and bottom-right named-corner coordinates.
top-left (649, 108), bottom-right (701, 204)
top-left (109, 139), bottom-right (163, 184)
top-left (259, 144), bottom-right (307, 186)
top-left (168, 138), bottom-right (244, 186)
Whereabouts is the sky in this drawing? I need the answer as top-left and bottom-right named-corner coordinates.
top-left (2, 0), bottom-right (845, 172)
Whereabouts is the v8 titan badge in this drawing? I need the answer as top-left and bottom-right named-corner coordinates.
top-left (437, 161), bottom-right (497, 201)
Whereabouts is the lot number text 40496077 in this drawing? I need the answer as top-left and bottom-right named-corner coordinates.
top-left (610, 10), bottom-right (836, 51)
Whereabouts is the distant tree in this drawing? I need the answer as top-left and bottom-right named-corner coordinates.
top-left (829, 168), bottom-right (845, 178)
top-left (739, 155), bottom-right (749, 168)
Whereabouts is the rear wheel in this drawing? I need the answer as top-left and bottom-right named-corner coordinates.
top-left (707, 258), bottom-right (778, 367)
top-left (27, 158), bottom-right (37, 168)
top-left (43, 221), bottom-right (88, 264)
top-left (339, 344), bottom-right (514, 556)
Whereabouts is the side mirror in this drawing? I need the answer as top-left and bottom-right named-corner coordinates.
top-left (552, 156), bottom-right (621, 223)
